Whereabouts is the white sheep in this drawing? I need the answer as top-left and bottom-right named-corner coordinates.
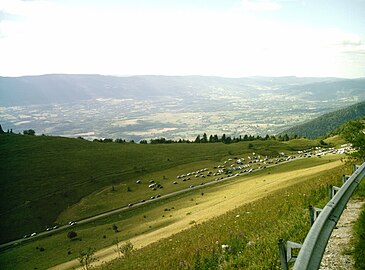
top-left (221, 244), bottom-right (230, 252)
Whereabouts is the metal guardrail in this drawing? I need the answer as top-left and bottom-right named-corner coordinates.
top-left (291, 162), bottom-right (365, 270)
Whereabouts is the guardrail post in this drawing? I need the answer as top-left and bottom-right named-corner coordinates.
top-left (287, 241), bottom-right (303, 263)
top-left (330, 186), bottom-right (341, 199)
top-left (293, 162), bottom-right (365, 270)
top-left (342, 175), bottom-right (350, 184)
top-left (309, 205), bottom-right (314, 226)
top-left (353, 164), bottom-right (360, 172)
top-left (278, 239), bottom-right (289, 270)
top-left (309, 205), bottom-right (322, 226)
top-left (328, 184), bottom-right (332, 200)
top-left (278, 239), bottom-right (303, 269)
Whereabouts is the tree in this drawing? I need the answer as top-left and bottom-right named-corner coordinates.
top-left (341, 120), bottom-right (365, 158)
top-left (23, 129), bottom-right (35, 136)
top-left (320, 139), bottom-right (327, 145)
top-left (195, 135), bottom-right (201, 143)
top-left (112, 224), bottom-right (119, 232)
top-left (201, 133), bottom-right (208, 143)
top-left (221, 134), bottom-right (226, 143)
top-left (67, 231), bottom-right (77, 240)
top-left (224, 136), bottom-right (232, 144)
top-left (79, 247), bottom-right (96, 270)
top-left (0, 124), bottom-right (4, 134)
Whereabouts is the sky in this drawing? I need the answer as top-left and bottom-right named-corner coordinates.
top-left (0, 0), bottom-right (364, 78)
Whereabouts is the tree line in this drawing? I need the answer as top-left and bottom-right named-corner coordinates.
top-left (0, 124), bottom-right (301, 145)
top-left (146, 133), bottom-right (299, 144)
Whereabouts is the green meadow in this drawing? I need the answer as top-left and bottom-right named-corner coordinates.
top-left (0, 154), bottom-right (350, 269)
top-left (0, 133), bottom-right (321, 243)
top-left (2, 132), bottom-right (361, 270)
top-left (103, 159), bottom-right (356, 270)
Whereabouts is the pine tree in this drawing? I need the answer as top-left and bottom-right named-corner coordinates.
top-left (201, 133), bottom-right (208, 143)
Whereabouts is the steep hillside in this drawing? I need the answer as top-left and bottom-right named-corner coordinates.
top-left (282, 101), bottom-right (365, 138)
top-left (0, 133), bottom-right (320, 243)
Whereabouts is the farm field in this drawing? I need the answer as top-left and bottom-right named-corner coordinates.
top-left (0, 154), bottom-right (349, 270)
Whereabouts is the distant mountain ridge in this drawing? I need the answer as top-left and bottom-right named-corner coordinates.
top-left (282, 101), bottom-right (365, 138)
top-left (1, 74), bottom-right (364, 106)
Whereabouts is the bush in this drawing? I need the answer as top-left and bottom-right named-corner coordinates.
top-left (112, 224), bottom-right (119, 232)
top-left (120, 241), bottom-right (133, 258)
top-left (67, 231), bottom-right (77, 240)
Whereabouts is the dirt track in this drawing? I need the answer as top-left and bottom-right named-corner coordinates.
top-left (320, 199), bottom-right (365, 270)
top-left (50, 160), bottom-right (343, 270)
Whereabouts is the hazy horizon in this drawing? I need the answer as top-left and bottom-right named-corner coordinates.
top-left (1, 73), bottom-right (365, 80)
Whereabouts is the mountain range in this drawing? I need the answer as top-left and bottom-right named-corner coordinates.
top-left (1, 74), bottom-right (364, 106)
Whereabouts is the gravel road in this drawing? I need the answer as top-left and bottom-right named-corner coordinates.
top-left (320, 199), bottom-right (364, 270)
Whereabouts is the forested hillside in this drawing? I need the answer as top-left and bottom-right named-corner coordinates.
top-left (282, 101), bottom-right (365, 138)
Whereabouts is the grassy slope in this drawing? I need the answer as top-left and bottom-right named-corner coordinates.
top-left (0, 133), bottom-right (321, 243)
top-left (353, 205), bottom-right (365, 270)
top-left (0, 156), bottom-right (345, 270)
top-left (102, 157), bottom-right (351, 270)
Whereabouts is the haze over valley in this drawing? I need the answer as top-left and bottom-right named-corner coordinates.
top-left (1, 75), bottom-right (364, 141)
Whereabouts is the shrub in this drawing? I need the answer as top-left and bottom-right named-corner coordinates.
top-left (67, 231), bottom-right (77, 240)
top-left (120, 241), bottom-right (133, 258)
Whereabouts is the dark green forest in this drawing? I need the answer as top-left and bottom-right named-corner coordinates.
top-left (282, 101), bottom-right (365, 139)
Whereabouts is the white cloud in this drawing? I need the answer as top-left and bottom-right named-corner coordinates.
top-left (0, 0), bottom-right (364, 78)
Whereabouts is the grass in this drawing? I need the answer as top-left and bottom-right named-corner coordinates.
top-left (353, 204), bottom-right (365, 270)
top-left (324, 135), bottom-right (348, 147)
top-left (0, 156), bottom-right (345, 270)
top-left (0, 133), bottom-right (322, 243)
top-left (102, 158), bottom-right (351, 270)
